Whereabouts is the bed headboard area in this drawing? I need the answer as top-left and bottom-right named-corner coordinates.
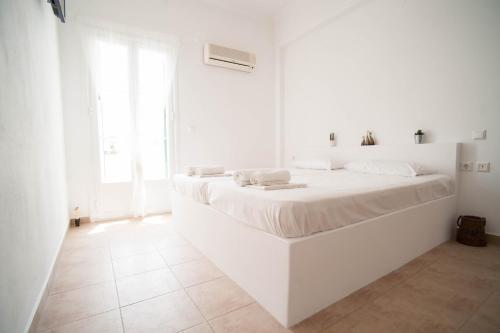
top-left (288, 143), bottom-right (461, 180)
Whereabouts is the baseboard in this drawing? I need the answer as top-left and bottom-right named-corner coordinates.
top-left (26, 223), bottom-right (69, 333)
top-left (487, 233), bottom-right (500, 246)
top-left (91, 211), bottom-right (172, 223)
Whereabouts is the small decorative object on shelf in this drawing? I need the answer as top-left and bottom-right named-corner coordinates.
top-left (367, 131), bottom-right (375, 145)
top-left (329, 132), bottom-right (335, 146)
top-left (414, 129), bottom-right (424, 144)
top-left (361, 131), bottom-right (375, 146)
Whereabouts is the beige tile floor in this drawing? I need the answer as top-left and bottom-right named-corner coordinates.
top-left (36, 214), bottom-right (500, 333)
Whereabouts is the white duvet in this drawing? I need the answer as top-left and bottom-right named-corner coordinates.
top-left (206, 170), bottom-right (454, 238)
top-left (172, 169), bottom-right (318, 203)
top-left (172, 174), bottom-right (231, 204)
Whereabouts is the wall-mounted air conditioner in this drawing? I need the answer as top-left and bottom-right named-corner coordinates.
top-left (203, 43), bottom-right (256, 73)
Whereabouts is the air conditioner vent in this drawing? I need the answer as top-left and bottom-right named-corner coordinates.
top-left (204, 43), bottom-right (256, 73)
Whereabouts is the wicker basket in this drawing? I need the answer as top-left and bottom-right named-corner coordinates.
top-left (456, 215), bottom-right (487, 247)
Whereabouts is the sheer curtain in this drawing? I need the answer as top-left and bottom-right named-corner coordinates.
top-left (81, 21), bottom-right (178, 218)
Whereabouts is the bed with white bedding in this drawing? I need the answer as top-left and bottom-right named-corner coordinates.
top-left (172, 174), bottom-right (230, 204)
top-left (172, 143), bottom-right (460, 328)
top-left (171, 169), bottom-right (317, 204)
top-left (207, 170), bottom-right (454, 238)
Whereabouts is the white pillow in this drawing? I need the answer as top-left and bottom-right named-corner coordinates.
top-left (344, 160), bottom-right (430, 177)
top-left (293, 158), bottom-right (343, 170)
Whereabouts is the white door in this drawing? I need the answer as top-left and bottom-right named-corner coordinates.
top-left (89, 38), bottom-right (175, 220)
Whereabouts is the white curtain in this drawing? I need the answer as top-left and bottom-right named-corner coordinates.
top-left (81, 20), bottom-right (178, 218)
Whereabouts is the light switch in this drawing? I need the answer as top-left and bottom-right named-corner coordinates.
top-left (472, 130), bottom-right (486, 140)
top-left (476, 162), bottom-right (490, 172)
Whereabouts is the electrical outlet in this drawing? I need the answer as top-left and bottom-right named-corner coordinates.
top-left (460, 161), bottom-right (473, 172)
top-left (476, 162), bottom-right (490, 172)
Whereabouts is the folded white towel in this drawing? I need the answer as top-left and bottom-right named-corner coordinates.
top-left (249, 170), bottom-right (291, 186)
top-left (246, 183), bottom-right (307, 191)
top-left (233, 169), bottom-right (263, 186)
top-left (186, 165), bottom-right (225, 176)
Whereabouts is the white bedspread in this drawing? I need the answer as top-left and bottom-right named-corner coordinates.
top-left (207, 170), bottom-right (454, 238)
top-left (172, 169), bottom-right (315, 203)
top-left (172, 174), bottom-right (231, 204)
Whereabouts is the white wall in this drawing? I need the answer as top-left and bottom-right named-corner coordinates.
top-left (0, 1), bottom-right (68, 332)
top-left (276, 0), bottom-right (500, 234)
top-left (59, 0), bottom-right (276, 217)
top-left (275, 0), bottom-right (367, 47)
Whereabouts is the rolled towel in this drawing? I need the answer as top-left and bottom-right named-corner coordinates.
top-left (186, 166), bottom-right (196, 176)
top-left (186, 165), bottom-right (225, 176)
top-left (233, 169), bottom-right (260, 186)
top-left (250, 170), bottom-right (291, 186)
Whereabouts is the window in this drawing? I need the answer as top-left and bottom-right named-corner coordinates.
top-left (95, 40), bottom-right (171, 183)
top-left (137, 48), bottom-right (170, 180)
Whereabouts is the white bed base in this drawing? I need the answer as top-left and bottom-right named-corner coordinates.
top-left (172, 143), bottom-right (460, 327)
top-left (173, 194), bottom-right (456, 327)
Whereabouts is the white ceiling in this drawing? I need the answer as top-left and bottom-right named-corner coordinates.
top-left (199, 0), bottom-right (291, 20)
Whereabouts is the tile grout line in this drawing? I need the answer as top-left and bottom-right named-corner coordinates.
top-left (111, 244), bottom-right (205, 280)
top-left (114, 248), bottom-right (220, 309)
top-left (166, 231), bottom-right (213, 332)
top-left (180, 275), bottom-right (226, 289)
top-left (115, 265), bottom-right (168, 281)
top-left (47, 276), bottom-right (115, 297)
top-left (183, 280), bottom-right (216, 333)
top-left (177, 321), bottom-right (215, 333)
top-left (346, 245), bottom-right (498, 333)
top-left (318, 259), bottom-right (438, 333)
top-left (160, 231), bottom-right (259, 332)
top-left (157, 247), bottom-right (226, 288)
top-left (35, 229), bottom-right (118, 332)
top-left (108, 243), bottom-right (127, 333)
top-left (170, 238), bottom-right (223, 333)
top-left (55, 246), bottom-right (221, 320)
top-left (169, 232), bottom-right (261, 331)
top-left (168, 256), bottom-right (210, 268)
top-left (455, 290), bottom-right (496, 332)
top-left (36, 309), bottom-right (119, 333)
top-left (204, 301), bottom-right (258, 323)
top-left (157, 247), bottom-right (177, 275)
top-left (118, 286), bottom-right (183, 309)
top-left (37, 270), bottom-right (119, 329)
top-left (111, 249), bottom-right (159, 262)
top-left (158, 252), bottom-right (206, 269)
top-left (44, 221), bottom-right (500, 332)
top-left (166, 245), bottom-right (224, 332)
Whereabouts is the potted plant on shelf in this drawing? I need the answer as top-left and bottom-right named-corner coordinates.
top-left (414, 129), bottom-right (424, 144)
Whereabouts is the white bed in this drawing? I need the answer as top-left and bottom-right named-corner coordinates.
top-left (172, 174), bottom-right (231, 204)
top-left (172, 143), bottom-right (460, 327)
top-left (171, 169), bottom-right (319, 204)
top-left (207, 170), bottom-right (454, 238)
